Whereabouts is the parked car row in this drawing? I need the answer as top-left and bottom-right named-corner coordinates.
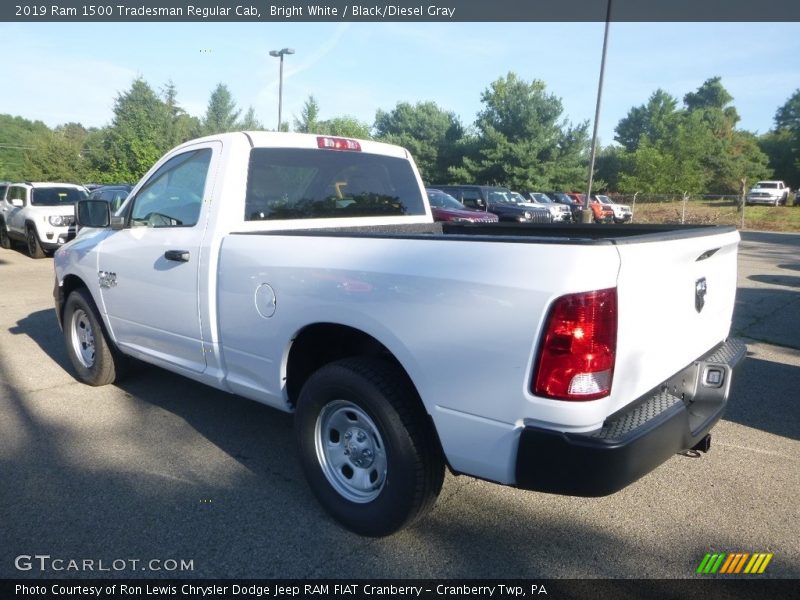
top-left (425, 189), bottom-right (499, 223)
top-left (0, 182), bottom-right (131, 258)
top-left (430, 185), bottom-right (553, 224)
top-left (520, 192), bottom-right (572, 222)
top-left (423, 184), bottom-right (634, 226)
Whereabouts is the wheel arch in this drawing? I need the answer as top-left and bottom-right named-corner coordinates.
top-left (285, 322), bottom-right (416, 407)
top-left (58, 274), bottom-right (91, 325)
top-left (283, 322), bottom-right (447, 464)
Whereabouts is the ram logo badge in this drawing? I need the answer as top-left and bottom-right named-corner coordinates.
top-left (695, 277), bottom-right (707, 313)
top-left (98, 270), bottom-right (117, 289)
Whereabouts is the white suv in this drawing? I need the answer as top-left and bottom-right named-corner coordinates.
top-left (595, 194), bottom-right (632, 223)
top-left (0, 182), bottom-right (87, 258)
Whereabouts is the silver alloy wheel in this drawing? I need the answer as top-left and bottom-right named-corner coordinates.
top-left (70, 308), bottom-right (96, 368)
top-left (314, 399), bottom-right (388, 503)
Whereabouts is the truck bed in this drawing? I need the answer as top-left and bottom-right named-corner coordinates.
top-left (233, 222), bottom-right (737, 245)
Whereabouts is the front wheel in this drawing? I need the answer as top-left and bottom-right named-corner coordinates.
top-left (63, 288), bottom-right (121, 386)
top-left (0, 223), bottom-right (10, 249)
top-left (295, 357), bottom-right (444, 536)
top-left (26, 225), bottom-right (46, 258)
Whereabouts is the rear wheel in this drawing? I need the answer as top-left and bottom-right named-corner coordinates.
top-left (26, 225), bottom-right (45, 258)
top-left (295, 357), bottom-right (444, 536)
top-left (0, 222), bottom-right (10, 249)
top-left (63, 288), bottom-right (121, 386)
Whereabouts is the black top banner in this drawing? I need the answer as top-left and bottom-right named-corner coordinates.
top-left (3, 0), bottom-right (800, 22)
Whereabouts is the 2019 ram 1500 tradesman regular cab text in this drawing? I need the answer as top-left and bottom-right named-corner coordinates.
top-left (54, 132), bottom-right (746, 536)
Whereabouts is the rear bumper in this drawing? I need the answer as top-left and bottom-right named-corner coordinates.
top-left (515, 338), bottom-right (747, 496)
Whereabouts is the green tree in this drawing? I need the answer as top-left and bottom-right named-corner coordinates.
top-left (683, 78), bottom-right (769, 192)
top-left (0, 114), bottom-right (50, 180)
top-left (161, 80), bottom-right (201, 147)
top-left (292, 96), bottom-right (369, 138)
top-left (23, 125), bottom-right (88, 182)
top-left (293, 95), bottom-right (321, 133)
top-left (93, 78), bottom-right (172, 182)
top-left (317, 116), bottom-right (371, 139)
top-left (760, 89), bottom-right (800, 189)
top-left (614, 89), bottom-right (679, 152)
top-left (238, 106), bottom-right (262, 130)
top-left (455, 72), bottom-right (589, 190)
top-left (373, 101), bottom-right (464, 184)
top-left (613, 78), bottom-right (770, 194)
top-left (201, 83), bottom-right (241, 135)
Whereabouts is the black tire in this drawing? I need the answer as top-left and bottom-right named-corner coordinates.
top-left (0, 221), bottom-right (10, 249)
top-left (295, 357), bottom-right (445, 537)
top-left (63, 288), bottom-right (121, 386)
top-left (26, 225), bottom-right (45, 258)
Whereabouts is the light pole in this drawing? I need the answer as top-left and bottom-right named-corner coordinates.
top-left (582, 0), bottom-right (612, 224)
top-left (269, 47), bottom-right (295, 131)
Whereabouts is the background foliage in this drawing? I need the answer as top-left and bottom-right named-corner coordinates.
top-left (1, 75), bottom-right (797, 195)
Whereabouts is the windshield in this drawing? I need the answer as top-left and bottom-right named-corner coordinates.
top-left (427, 190), bottom-right (467, 210)
top-left (487, 189), bottom-right (515, 204)
top-left (31, 187), bottom-right (88, 206)
top-left (551, 192), bottom-right (573, 204)
top-left (531, 193), bottom-right (553, 204)
top-left (596, 195), bottom-right (612, 205)
top-left (755, 182), bottom-right (778, 189)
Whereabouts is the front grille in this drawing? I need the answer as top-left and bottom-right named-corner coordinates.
top-left (529, 211), bottom-right (553, 224)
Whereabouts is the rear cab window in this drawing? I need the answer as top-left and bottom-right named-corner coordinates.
top-left (244, 148), bottom-right (426, 222)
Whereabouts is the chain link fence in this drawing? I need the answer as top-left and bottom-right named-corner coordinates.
top-left (604, 192), bottom-right (799, 229)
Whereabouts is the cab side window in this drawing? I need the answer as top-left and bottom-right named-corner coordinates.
top-left (461, 190), bottom-right (482, 209)
top-left (129, 149), bottom-right (211, 228)
top-left (8, 186), bottom-right (27, 205)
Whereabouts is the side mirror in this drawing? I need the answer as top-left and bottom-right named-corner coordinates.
top-left (76, 200), bottom-right (110, 228)
top-left (11, 199), bottom-right (24, 208)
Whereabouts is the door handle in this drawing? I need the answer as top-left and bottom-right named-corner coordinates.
top-left (164, 250), bottom-right (190, 262)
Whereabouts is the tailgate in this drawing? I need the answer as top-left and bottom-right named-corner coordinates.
top-left (609, 228), bottom-right (740, 416)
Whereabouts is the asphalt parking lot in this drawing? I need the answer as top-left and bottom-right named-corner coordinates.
top-left (1, 231), bottom-right (798, 580)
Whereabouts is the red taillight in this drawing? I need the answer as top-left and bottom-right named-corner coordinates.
top-left (316, 136), bottom-right (362, 151)
top-left (533, 288), bottom-right (617, 401)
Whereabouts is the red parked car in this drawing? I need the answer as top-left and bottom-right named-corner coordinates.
top-left (425, 188), bottom-right (499, 223)
top-left (569, 193), bottom-right (614, 223)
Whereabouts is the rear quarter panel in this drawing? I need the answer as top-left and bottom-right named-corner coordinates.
top-left (216, 233), bottom-right (621, 483)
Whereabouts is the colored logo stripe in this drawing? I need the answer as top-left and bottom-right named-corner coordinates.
top-left (697, 552), bottom-right (773, 574)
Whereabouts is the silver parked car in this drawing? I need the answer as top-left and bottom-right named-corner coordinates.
top-left (523, 192), bottom-right (572, 222)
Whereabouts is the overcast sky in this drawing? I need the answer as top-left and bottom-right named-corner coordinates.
top-left (2, 21), bottom-right (798, 145)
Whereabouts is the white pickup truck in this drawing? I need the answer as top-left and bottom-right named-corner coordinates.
top-left (746, 180), bottom-right (790, 206)
top-left (54, 132), bottom-right (745, 536)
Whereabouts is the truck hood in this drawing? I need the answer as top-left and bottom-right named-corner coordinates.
top-left (29, 205), bottom-right (75, 217)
